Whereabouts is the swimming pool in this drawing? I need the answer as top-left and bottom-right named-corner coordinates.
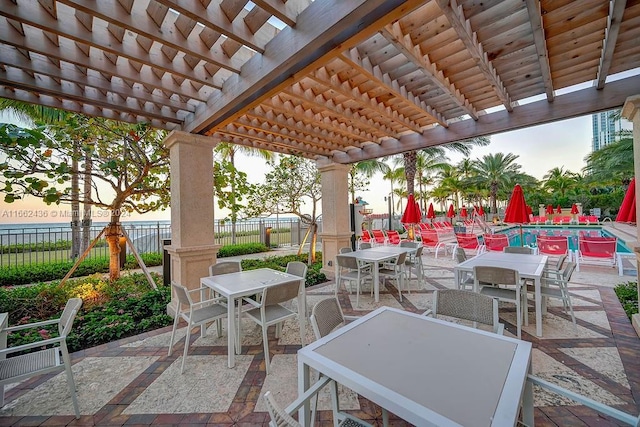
top-left (494, 225), bottom-right (633, 253)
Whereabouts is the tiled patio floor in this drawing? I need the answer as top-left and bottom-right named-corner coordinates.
top-left (0, 254), bottom-right (639, 426)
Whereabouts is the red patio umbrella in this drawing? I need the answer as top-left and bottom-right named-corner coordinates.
top-left (426, 202), bottom-right (436, 221)
top-left (477, 206), bottom-right (485, 216)
top-left (446, 204), bottom-right (455, 224)
top-left (504, 184), bottom-right (530, 246)
top-left (617, 178), bottom-right (636, 222)
top-left (570, 204), bottom-right (579, 215)
top-left (556, 205), bottom-right (562, 214)
top-left (545, 204), bottom-right (554, 215)
top-left (526, 205), bottom-right (533, 215)
top-left (401, 194), bottom-right (421, 239)
top-left (460, 206), bottom-right (468, 218)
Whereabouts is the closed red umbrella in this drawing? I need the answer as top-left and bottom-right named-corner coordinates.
top-left (401, 194), bottom-right (421, 240)
top-left (556, 205), bottom-right (562, 214)
top-left (545, 204), bottom-right (554, 215)
top-left (570, 204), bottom-right (579, 215)
top-left (426, 202), bottom-right (436, 220)
top-left (504, 184), bottom-right (529, 246)
top-left (446, 204), bottom-right (455, 224)
top-left (460, 206), bottom-right (468, 218)
top-left (617, 178), bottom-right (636, 222)
top-left (478, 206), bottom-right (485, 216)
top-left (526, 205), bottom-right (533, 215)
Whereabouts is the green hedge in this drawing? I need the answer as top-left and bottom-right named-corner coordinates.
top-left (217, 243), bottom-right (269, 257)
top-left (614, 282), bottom-right (639, 320)
top-left (0, 253), bottom-right (163, 287)
top-left (241, 253), bottom-right (326, 288)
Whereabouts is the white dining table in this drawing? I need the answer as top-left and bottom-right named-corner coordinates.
top-left (297, 307), bottom-right (533, 426)
top-left (200, 268), bottom-right (306, 368)
top-left (454, 251), bottom-right (548, 337)
top-left (341, 246), bottom-right (416, 302)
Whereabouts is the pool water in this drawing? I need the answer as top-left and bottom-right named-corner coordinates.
top-left (494, 226), bottom-right (632, 253)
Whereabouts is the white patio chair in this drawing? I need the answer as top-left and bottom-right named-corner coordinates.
top-left (208, 260), bottom-right (242, 276)
top-left (525, 375), bottom-right (639, 426)
top-left (474, 266), bottom-right (525, 339)
top-left (263, 377), bottom-right (373, 427)
top-left (454, 247), bottom-right (475, 291)
top-left (241, 279), bottom-right (304, 374)
top-left (286, 261), bottom-right (309, 316)
top-left (527, 261), bottom-right (577, 327)
top-left (335, 254), bottom-right (373, 307)
top-left (0, 298), bottom-right (83, 418)
top-left (423, 289), bottom-right (504, 335)
top-left (378, 251), bottom-right (408, 301)
top-left (168, 281), bottom-right (228, 373)
top-left (339, 246), bottom-right (353, 254)
top-left (404, 245), bottom-right (425, 290)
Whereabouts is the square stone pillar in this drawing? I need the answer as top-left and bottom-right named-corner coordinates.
top-left (317, 161), bottom-right (352, 274)
top-left (621, 94), bottom-right (640, 337)
top-left (164, 131), bottom-right (221, 313)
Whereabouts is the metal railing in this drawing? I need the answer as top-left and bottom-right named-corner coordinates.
top-left (0, 218), bottom-right (311, 268)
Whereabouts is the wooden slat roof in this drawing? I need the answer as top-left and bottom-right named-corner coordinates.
top-left (1, 0), bottom-right (639, 164)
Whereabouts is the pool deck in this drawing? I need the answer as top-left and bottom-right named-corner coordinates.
top-left (0, 241), bottom-right (639, 426)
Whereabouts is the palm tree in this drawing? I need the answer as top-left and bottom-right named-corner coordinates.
top-left (583, 133), bottom-right (633, 185)
top-left (542, 167), bottom-right (579, 197)
top-left (414, 151), bottom-right (448, 211)
top-left (214, 142), bottom-right (273, 244)
top-left (349, 159), bottom-right (390, 202)
top-left (399, 136), bottom-right (490, 199)
top-left (471, 153), bottom-right (523, 214)
top-left (381, 166), bottom-right (405, 217)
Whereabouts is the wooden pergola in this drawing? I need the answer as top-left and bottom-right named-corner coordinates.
top-left (2, 0), bottom-right (640, 284)
top-left (2, 0), bottom-right (639, 162)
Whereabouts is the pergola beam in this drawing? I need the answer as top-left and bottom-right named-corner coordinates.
top-left (251, 0), bottom-right (310, 27)
top-left (380, 22), bottom-right (478, 120)
top-left (524, 0), bottom-right (554, 102)
top-left (436, 0), bottom-right (513, 112)
top-left (332, 74), bottom-right (640, 163)
top-left (596, 0), bottom-right (627, 89)
top-left (184, 0), bottom-right (426, 134)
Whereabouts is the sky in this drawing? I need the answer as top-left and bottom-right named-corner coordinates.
top-left (0, 94), bottom-right (634, 225)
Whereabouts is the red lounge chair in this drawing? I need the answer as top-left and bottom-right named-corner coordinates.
top-left (454, 233), bottom-right (485, 258)
top-left (359, 230), bottom-right (373, 247)
top-left (483, 234), bottom-right (509, 252)
top-left (419, 229), bottom-right (454, 258)
top-left (386, 230), bottom-right (401, 246)
top-left (371, 229), bottom-right (387, 246)
top-left (537, 236), bottom-right (569, 258)
top-left (576, 237), bottom-right (617, 271)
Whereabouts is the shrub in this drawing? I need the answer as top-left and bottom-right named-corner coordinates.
top-left (241, 253), bottom-right (326, 287)
top-left (0, 253), bottom-right (162, 287)
top-left (614, 281), bottom-right (639, 320)
top-left (217, 243), bottom-right (269, 258)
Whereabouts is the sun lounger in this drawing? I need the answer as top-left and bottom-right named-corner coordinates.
top-left (576, 237), bottom-right (617, 271)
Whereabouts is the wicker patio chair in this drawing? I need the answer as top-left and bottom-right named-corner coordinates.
top-left (474, 266), bottom-right (525, 338)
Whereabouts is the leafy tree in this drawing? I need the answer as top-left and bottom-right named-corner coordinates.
top-left (244, 156), bottom-right (321, 264)
top-left (349, 159), bottom-right (389, 203)
top-left (213, 142), bottom-right (272, 244)
top-left (0, 118), bottom-right (169, 281)
top-left (213, 159), bottom-right (255, 230)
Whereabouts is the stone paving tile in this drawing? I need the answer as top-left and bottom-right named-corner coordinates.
top-left (0, 252), bottom-right (638, 426)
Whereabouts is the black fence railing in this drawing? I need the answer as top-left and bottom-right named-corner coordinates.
top-left (0, 218), bottom-right (314, 268)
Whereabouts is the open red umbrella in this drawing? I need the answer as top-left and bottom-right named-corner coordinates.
top-left (556, 205), bottom-right (562, 214)
top-left (426, 202), bottom-right (436, 220)
top-left (545, 204), bottom-right (554, 215)
top-left (617, 178), bottom-right (636, 222)
top-left (504, 184), bottom-right (530, 246)
top-left (446, 204), bottom-right (455, 224)
top-left (401, 194), bottom-right (421, 239)
top-left (570, 204), bottom-right (579, 215)
top-left (460, 206), bottom-right (468, 218)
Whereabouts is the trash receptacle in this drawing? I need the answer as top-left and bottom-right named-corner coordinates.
top-left (265, 227), bottom-right (272, 248)
top-left (162, 239), bottom-right (171, 286)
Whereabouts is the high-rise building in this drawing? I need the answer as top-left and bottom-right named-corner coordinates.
top-left (591, 109), bottom-right (623, 151)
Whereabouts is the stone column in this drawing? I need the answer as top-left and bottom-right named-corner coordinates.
top-left (317, 161), bottom-right (352, 274)
top-left (621, 94), bottom-right (640, 337)
top-left (164, 131), bottom-right (221, 314)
